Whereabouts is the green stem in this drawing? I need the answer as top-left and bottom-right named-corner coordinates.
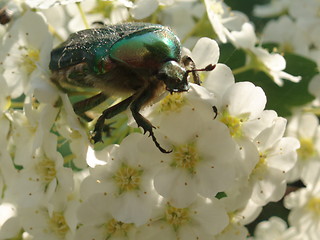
top-left (48, 24), bottom-right (64, 42)
top-left (181, 13), bottom-right (207, 44)
top-left (76, 2), bottom-right (89, 29)
top-left (303, 107), bottom-right (320, 116)
top-left (232, 65), bottom-right (253, 75)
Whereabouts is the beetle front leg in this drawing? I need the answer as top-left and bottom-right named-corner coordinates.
top-left (130, 89), bottom-right (172, 154)
top-left (182, 56), bottom-right (201, 85)
top-left (92, 95), bottom-right (134, 143)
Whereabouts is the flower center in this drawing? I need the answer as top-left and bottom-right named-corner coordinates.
top-left (297, 138), bottom-right (316, 160)
top-left (49, 212), bottom-right (69, 238)
top-left (20, 46), bottom-right (40, 74)
top-left (172, 142), bottom-right (201, 174)
top-left (307, 197), bottom-right (320, 216)
top-left (104, 219), bottom-right (133, 238)
top-left (113, 164), bottom-right (143, 193)
top-left (165, 204), bottom-right (190, 231)
top-left (158, 93), bottom-right (186, 113)
top-left (251, 152), bottom-right (268, 179)
top-left (209, 1), bottom-right (224, 16)
top-left (35, 158), bottom-right (57, 183)
top-left (220, 110), bottom-right (245, 137)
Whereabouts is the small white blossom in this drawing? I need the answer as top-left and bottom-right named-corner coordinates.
top-left (253, 0), bottom-right (291, 18)
top-left (0, 10), bottom-right (53, 99)
top-left (25, 0), bottom-right (82, 9)
top-left (285, 161), bottom-right (320, 240)
top-left (19, 199), bottom-right (77, 240)
top-left (286, 113), bottom-right (320, 182)
top-left (249, 117), bottom-right (299, 205)
top-left (0, 202), bottom-right (21, 240)
top-left (136, 197), bottom-right (229, 240)
top-left (230, 23), bottom-right (301, 86)
top-left (80, 134), bottom-right (161, 226)
top-left (204, 0), bottom-right (248, 43)
top-left (253, 217), bottom-right (300, 240)
top-left (75, 193), bottom-right (136, 240)
top-left (7, 132), bottom-right (74, 207)
top-left (261, 16), bottom-right (309, 57)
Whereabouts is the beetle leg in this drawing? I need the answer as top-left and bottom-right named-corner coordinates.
top-left (130, 88), bottom-right (172, 154)
top-left (182, 56), bottom-right (201, 85)
top-left (92, 95), bottom-right (134, 143)
top-left (73, 92), bottom-right (109, 121)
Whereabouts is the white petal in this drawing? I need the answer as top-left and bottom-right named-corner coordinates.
top-left (131, 0), bottom-right (158, 19)
top-left (154, 168), bottom-right (197, 208)
top-left (191, 37), bottom-right (220, 68)
top-left (222, 82), bottom-right (267, 119)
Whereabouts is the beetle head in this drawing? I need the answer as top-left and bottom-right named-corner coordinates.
top-left (157, 61), bottom-right (190, 93)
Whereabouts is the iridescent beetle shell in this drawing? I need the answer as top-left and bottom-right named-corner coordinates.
top-left (49, 23), bottom-right (190, 95)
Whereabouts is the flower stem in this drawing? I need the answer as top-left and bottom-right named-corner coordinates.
top-left (232, 65), bottom-right (253, 75)
top-left (76, 2), bottom-right (89, 29)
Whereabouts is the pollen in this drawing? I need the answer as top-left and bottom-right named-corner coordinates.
top-left (113, 164), bottom-right (143, 193)
top-left (35, 158), bottom-right (57, 183)
top-left (48, 212), bottom-right (69, 238)
top-left (158, 93), bottom-right (186, 113)
top-left (171, 142), bottom-right (201, 174)
top-left (104, 219), bottom-right (133, 238)
top-left (209, 1), bottom-right (224, 15)
top-left (165, 204), bottom-right (190, 231)
top-left (21, 46), bottom-right (40, 74)
top-left (220, 111), bottom-right (245, 137)
top-left (297, 138), bottom-right (316, 161)
top-left (307, 197), bottom-right (320, 216)
top-left (251, 152), bottom-right (268, 179)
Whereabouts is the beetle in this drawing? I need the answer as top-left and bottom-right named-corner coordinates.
top-left (49, 22), bottom-right (215, 153)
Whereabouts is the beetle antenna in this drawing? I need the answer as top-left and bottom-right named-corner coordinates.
top-left (183, 64), bottom-right (216, 85)
top-left (186, 64), bottom-right (216, 75)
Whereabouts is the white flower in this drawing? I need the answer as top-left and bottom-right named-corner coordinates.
top-left (284, 161), bottom-right (320, 240)
top-left (149, 86), bottom-right (236, 208)
top-left (80, 134), bottom-right (161, 226)
top-left (0, 10), bottom-right (54, 99)
top-left (75, 193), bottom-right (136, 240)
top-left (131, 0), bottom-right (158, 19)
top-left (287, 0), bottom-right (320, 20)
top-left (25, 0), bottom-right (83, 9)
top-left (308, 74), bottom-right (320, 99)
top-left (261, 16), bottom-right (309, 57)
top-left (0, 202), bottom-right (21, 240)
top-left (136, 197), bottom-right (229, 240)
top-left (7, 132), bottom-right (74, 207)
top-left (249, 117), bottom-right (299, 206)
top-left (204, 0), bottom-right (248, 43)
top-left (253, 0), bottom-right (291, 18)
top-left (253, 217), bottom-right (300, 240)
top-left (286, 113), bottom-right (320, 182)
top-left (54, 93), bottom-right (89, 169)
top-left (230, 23), bottom-right (301, 86)
top-left (19, 199), bottom-right (78, 240)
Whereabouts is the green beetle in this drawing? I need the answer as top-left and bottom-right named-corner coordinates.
top-left (49, 22), bottom-right (215, 153)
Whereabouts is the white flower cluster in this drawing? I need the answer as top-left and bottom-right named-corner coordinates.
top-left (254, 0), bottom-right (320, 98)
top-left (247, 0), bottom-right (320, 239)
top-left (0, 0), bottom-right (314, 240)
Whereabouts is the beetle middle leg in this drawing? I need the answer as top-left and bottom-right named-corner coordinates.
top-left (92, 95), bottom-right (134, 143)
top-left (73, 92), bottom-right (109, 121)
